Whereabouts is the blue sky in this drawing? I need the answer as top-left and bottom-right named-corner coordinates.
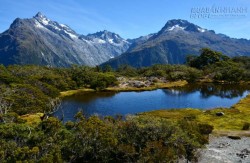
top-left (0, 0), bottom-right (249, 39)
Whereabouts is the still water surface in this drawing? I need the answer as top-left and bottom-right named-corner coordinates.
top-left (53, 83), bottom-right (250, 121)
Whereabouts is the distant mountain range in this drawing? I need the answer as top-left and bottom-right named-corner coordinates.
top-left (0, 13), bottom-right (250, 67)
top-left (103, 19), bottom-right (250, 68)
top-left (0, 12), bottom-right (130, 67)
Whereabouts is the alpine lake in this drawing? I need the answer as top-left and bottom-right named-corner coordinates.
top-left (53, 83), bottom-right (250, 122)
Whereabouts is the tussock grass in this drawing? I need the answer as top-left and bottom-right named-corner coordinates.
top-left (60, 88), bottom-right (95, 97)
top-left (141, 94), bottom-right (250, 131)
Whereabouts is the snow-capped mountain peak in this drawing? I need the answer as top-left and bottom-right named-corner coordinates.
top-left (33, 12), bottom-right (78, 39)
top-left (34, 12), bottom-right (50, 25)
top-left (160, 19), bottom-right (207, 33)
top-left (167, 24), bottom-right (185, 31)
top-left (86, 30), bottom-right (130, 45)
top-left (0, 12), bottom-right (131, 67)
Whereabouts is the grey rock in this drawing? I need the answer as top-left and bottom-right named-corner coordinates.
top-left (228, 136), bottom-right (241, 140)
top-left (216, 112), bottom-right (225, 116)
top-left (199, 136), bottom-right (250, 163)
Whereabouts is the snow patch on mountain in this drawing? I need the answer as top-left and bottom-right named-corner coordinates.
top-left (198, 27), bottom-right (206, 33)
top-left (52, 25), bottom-right (61, 31)
top-left (108, 39), bottom-right (114, 44)
top-left (167, 24), bottom-right (185, 31)
top-left (40, 18), bottom-right (49, 25)
top-left (59, 24), bottom-right (68, 28)
top-left (64, 30), bottom-right (78, 39)
top-left (93, 38), bottom-right (106, 44)
top-left (35, 13), bottom-right (50, 25)
top-left (34, 20), bottom-right (45, 29)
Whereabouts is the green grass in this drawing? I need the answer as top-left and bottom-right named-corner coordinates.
top-left (20, 113), bottom-right (44, 126)
top-left (60, 88), bottom-right (95, 97)
top-left (61, 80), bottom-right (188, 94)
top-left (140, 94), bottom-right (250, 131)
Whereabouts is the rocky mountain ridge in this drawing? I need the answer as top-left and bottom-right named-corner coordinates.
top-left (0, 12), bottom-right (131, 67)
top-left (103, 19), bottom-right (250, 68)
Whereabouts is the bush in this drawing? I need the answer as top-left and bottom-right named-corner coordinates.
top-left (198, 123), bottom-right (214, 134)
top-left (207, 61), bottom-right (244, 82)
top-left (90, 73), bottom-right (117, 90)
top-left (0, 112), bottom-right (212, 162)
top-left (242, 122), bottom-right (250, 130)
top-left (187, 48), bottom-right (229, 69)
top-left (117, 65), bottom-right (138, 77)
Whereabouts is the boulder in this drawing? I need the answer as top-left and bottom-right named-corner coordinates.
top-left (216, 112), bottom-right (225, 116)
top-left (227, 136), bottom-right (241, 140)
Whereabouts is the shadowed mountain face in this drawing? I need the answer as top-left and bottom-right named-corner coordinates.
top-left (103, 19), bottom-right (250, 68)
top-left (0, 12), bottom-right (131, 67)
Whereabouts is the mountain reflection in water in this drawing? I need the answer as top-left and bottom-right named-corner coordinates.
top-left (53, 83), bottom-right (250, 122)
top-left (163, 83), bottom-right (249, 99)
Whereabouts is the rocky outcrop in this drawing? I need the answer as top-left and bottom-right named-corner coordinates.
top-left (199, 135), bottom-right (250, 163)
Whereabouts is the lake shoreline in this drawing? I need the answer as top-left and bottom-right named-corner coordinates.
top-left (58, 79), bottom-right (250, 132)
top-left (140, 93), bottom-right (250, 131)
top-left (58, 81), bottom-right (250, 131)
top-left (60, 80), bottom-right (188, 97)
top-left (60, 79), bottom-right (250, 97)
top-left (34, 80), bottom-right (250, 133)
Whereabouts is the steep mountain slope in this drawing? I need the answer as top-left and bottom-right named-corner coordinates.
top-left (103, 19), bottom-right (250, 68)
top-left (0, 12), bottom-right (130, 67)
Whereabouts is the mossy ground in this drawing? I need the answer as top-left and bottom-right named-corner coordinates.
top-left (20, 113), bottom-right (44, 126)
top-left (140, 94), bottom-right (250, 132)
top-left (60, 88), bottom-right (95, 97)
